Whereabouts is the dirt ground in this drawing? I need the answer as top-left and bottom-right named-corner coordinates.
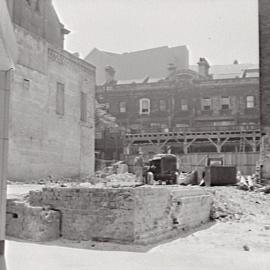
top-left (6, 184), bottom-right (270, 254)
top-left (153, 186), bottom-right (270, 254)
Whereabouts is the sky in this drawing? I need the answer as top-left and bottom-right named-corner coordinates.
top-left (52, 0), bottom-right (259, 65)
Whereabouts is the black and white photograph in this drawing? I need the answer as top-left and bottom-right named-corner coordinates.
top-left (0, 0), bottom-right (269, 269)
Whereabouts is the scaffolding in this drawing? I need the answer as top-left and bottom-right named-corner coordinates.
top-left (124, 125), bottom-right (262, 154)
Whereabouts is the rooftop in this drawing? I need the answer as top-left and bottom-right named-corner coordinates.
top-left (85, 45), bottom-right (189, 84)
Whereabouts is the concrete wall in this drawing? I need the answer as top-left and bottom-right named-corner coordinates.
top-left (27, 186), bottom-right (212, 244)
top-left (8, 25), bottom-right (95, 180)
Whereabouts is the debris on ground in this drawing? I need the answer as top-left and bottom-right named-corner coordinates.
top-left (178, 171), bottom-right (198, 185)
top-left (256, 185), bottom-right (270, 194)
top-left (209, 186), bottom-right (270, 222)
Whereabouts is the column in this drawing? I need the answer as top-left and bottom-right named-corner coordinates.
top-left (0, 70), bottom-right (11, 255)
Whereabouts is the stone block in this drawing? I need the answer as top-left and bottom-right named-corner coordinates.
top-left (6, 199), bottom-right (60, 241)
top-left (27, 186), bottom-right (212, 244)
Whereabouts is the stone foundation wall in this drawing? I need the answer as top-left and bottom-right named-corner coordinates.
top-left (26, 186), bottom-right (212, 243)
top-left (134, 187), bottom-right (212, 243)
top-left (6, 199), bottom-right (60, 241)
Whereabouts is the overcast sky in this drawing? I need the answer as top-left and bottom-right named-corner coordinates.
top-left (53, 0), bottom-right (258, 65)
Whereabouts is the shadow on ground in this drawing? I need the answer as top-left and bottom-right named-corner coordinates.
top-left (7, 221), bottom-right (216, 253)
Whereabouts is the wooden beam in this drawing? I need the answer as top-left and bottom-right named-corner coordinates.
top-left (160, 138), bottom-right (170, 148)
top-left (220, 137), bottom-right (230, 147)
top-left (186, 136), bottom-right (198, 148)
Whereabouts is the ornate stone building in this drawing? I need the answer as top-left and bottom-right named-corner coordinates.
top-left (96, 59), bottom-right (259, 157)
top-left (6, 0), bottom-right (96, 180)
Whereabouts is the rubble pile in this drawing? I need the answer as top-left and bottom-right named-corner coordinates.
top-left (105, 172), bottom-right (141, 187)
top-left (209, 189), bottom-right (244, 221)
top-left (209, 186), bottom-right (270, 222)
top-left (26, 175), bottom-right (75, 185)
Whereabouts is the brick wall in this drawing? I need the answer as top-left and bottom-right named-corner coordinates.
top-left (259, 0), bottom-right (270, 129)
top-left (8, 26), bottom-right (95, 180)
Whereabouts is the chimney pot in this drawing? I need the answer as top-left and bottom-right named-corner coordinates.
top-left (105, 65), bottom-right (116, 84)
top-left (197, 58), bottom-right (210, 78)
top-left (167, 63), bottom-right (176, 79)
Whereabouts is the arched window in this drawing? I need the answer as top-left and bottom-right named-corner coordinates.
top-left (140, 98), bottom-right (150, 114)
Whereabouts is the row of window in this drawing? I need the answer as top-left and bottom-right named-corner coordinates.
top-left (119, 98), bottom-right (188, 114)
top-left (117, 96), bottom-right (255, 115)
top-left (56, 82), bottom-right (88, 121)
top-left (201, 96), bottom-right (255, 111)
top-left (23, 79), bottom-right (88, 121)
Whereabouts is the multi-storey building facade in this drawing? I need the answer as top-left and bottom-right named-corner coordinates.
top-left (6, 0), bottom-right (96, 180)
top-left (96, 59), bottom-right (260, 157)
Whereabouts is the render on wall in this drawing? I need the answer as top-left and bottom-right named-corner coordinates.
top-left (6, 0), bottom-right (96, 180)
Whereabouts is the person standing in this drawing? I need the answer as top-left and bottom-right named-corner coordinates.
top-left (134, 152), bottom-right (144, 182)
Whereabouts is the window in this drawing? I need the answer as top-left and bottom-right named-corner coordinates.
top-left (159, 100), bottom-right (166, 111)
top-left (246, 96), bottom-right (255, 108)
top-left (221, 96), bottom-right (230, 110)
top-left (201, 97), bottom-right (211, 111)
top-left (120, 101), bottom-right (126, 113)
top-left (181, 99), bottom-right (188, 111)
top-left (140, 98), bottom-right (150, 114)
top-left (150, 123), bottom-right (161, 130)
top-left (23, 79), bottom-right (30, 90)
top-left (56, 82), bottom-right (65, 115)
top-left (80, 92), bottom-right (87, 122)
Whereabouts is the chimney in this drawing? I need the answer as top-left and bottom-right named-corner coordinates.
top-left (197, 58), bottom-right (210, 78)
top-left (105, 65), bottom-right (116, 84)
top-left (167, 63), bottom-right (176, 79)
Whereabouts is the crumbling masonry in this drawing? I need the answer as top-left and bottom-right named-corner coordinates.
top-left (6, 186), bottom-right (212, 244)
